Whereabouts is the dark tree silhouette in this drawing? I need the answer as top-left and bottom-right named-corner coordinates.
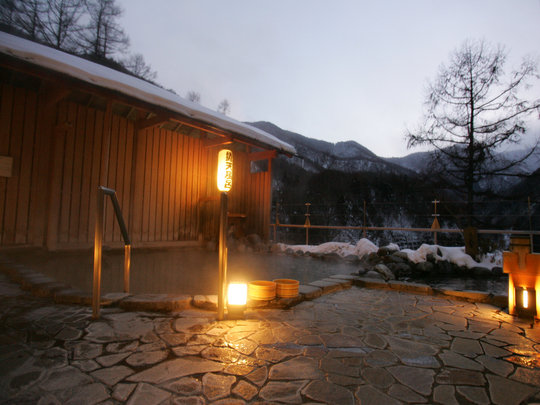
top-left (406, 39), bottom-right (540, 224)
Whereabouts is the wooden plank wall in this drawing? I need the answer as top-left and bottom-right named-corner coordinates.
top-left (0, 83), bottom-right (39, 246)
top-left (131, 127), bottom-right (202, 244)
top-left (0, 86), bottom-right (274, 248)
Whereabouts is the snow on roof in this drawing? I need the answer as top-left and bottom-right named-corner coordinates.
top-left (0, 33), bottom-right (296, 155)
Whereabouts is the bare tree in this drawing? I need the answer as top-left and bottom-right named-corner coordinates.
top-left (217, 98), bottom-right (231, 115)
top-left (40, 0), bottom-right (85, 50)
top-left (406, 39), bottom-right (540, 223)
top-left (79, 0), bottom-right (129, 58)
top-left (13, 0), bottom-right (46, 40)
top-left (186, 91), bottom-right (201, 104)
top-left (0, 0), bottom-right (21, 34)
top-left (122, 53), bottom-right (157, 81)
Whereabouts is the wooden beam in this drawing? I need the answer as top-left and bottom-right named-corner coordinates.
top-left (170, 116), bottom-right (231, 138)
top-left (138, 113), bottom-right (171, 130)
top-left (248, 150), bottom-right (276, 161)
top-left (203, 135), bottom-right (233, 148)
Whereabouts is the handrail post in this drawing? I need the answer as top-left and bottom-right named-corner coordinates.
top-left (93, 188), bottom-right (105, 320)
top-left (124, 244), bottom-right (131, 293)
top-left (93, 186), bottom-right (131, 320)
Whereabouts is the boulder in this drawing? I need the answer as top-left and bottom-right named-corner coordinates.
top-left (285, 248), bottom-right (295, 255)
top-left (323, 252), bottom-right (342, 261)
top-left (473, 267), bottom-right (492, 277)
top-left (377, 246), bottom-right (398, 256)
top-left (364, 270), bottom-right (384, 280)
top-left (343, 254), bottom-right (360, 263)
top-left (416, 261), bottom-right (433, 273)
top-left (383, 255), bottom-right (405, 264)
top-left (434, 260), bottom-right (453, 274)
top-left (373, 264), bottom-right (396, 281)
top-left (492, 266), bottom-right (503, 276)
top-left (393, 251), bottom-right (409, 260)
top-left (367, 252), bottom-right (382, 265)
top-left (387, 263), bottom-right (412, 277)
top-left (247, 234), bottom-right (262, 246)
top-left (270, 244), bottom-right (285, 254)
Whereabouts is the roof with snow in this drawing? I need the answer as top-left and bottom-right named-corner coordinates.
top-left (0, 33), bottom-right (295, 155)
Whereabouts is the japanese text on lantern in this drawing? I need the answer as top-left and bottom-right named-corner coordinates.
top-left (217, 149), bottom-right (233, 192)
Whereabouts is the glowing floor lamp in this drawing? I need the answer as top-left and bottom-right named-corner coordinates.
top-left (217, 149), bottom-right (233, 321)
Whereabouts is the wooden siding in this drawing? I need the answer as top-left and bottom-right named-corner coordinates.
top-left (0, 85), bottom-right (275, 249)
top-left (0, 83), bottom-right (39, 245)
top-left (131, 127), bottom-right (202, 244)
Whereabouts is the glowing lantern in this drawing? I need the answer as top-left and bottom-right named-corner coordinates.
top-left (217, 149), bottom-right (233, 192)
top-left (227, 282), bottom-right (247, 319)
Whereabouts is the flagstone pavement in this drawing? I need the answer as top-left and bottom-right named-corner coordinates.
top-left (1, 272), bottom-right (540, 405)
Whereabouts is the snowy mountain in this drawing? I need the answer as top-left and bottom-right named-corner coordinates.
top-left (246, 121), bottom-right (413, 175)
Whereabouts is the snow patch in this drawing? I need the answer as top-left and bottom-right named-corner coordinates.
top-left (279, 239), bottom-right (502, 270)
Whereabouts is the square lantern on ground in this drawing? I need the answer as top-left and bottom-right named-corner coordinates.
top-left (515, 287), bottom-right (537, 318)
top-left (227, 283), bottom-right (247, 319)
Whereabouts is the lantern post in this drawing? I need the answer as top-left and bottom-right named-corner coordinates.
top-left (217, 150), bottom-right (233, 321)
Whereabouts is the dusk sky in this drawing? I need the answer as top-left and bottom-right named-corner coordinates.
top-left (119, 1), bottom-right (540, 157)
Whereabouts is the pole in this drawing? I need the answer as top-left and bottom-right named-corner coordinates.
top-left (363, 200), bottom-right (366, 239)
top-left (92, 188), bottom-right (104, 319)
top-left (218, 192), bottom-right (228, 321)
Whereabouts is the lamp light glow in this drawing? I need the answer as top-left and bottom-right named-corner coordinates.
top-left (228, 283), bottom-right (247, 305)
top-left (217, 149), bottom-right (233, 192)
top-left (523, 288), bottom-right (529, 309)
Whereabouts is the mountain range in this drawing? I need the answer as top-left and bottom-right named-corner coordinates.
top-left (247, 121), bottom-right (538, 176)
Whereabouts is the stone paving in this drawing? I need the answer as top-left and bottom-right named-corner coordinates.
top-left (1, 273), bottom-right (540, 404)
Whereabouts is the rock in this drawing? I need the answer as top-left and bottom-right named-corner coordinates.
top-left (323, 252), bottom-right (342, 261)
top-left (343, 254), bottom-right (360, 263)
top-left (364, 270), bottom-right (384, 280)
top-left (473, 266), bottom-right (492, 277)
top-left (373, 264), bottom-right (395, 281)
top-left (270, 244), bottom-right (285, 254)
top-left (285, 248), bottom-right (294, 255)
top-left (378, 246), bottom-right (398, 256)
top-left (426, 253), bottom-right (436, 263)
top-left (416, 261), bottom-right (433, 273)
top-left (254, 242), bottom-right (267, 252)
top-left (387, 263), bottom-right (412, 277)
top-left (368, 252), bottom-right (382, 263)
top-left (435, 260), bottom-right (453, 274)
top-left (383, 255), bottom-right (404, 264)
top-left (393, 251), bottom-right (409, 261)
top-left (492, 266), bottom-right (503, 276)
top-left (246, 234), bottom-right (262, 246)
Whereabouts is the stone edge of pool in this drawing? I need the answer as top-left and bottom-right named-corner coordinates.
top-left (0, 258), bottom-right (508, 314)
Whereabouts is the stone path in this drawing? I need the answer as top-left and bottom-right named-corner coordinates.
top-left (1, 273), bottom-right (540, 404)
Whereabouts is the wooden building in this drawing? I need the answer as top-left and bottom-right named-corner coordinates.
top-left (0, 33), bottom-right (295, 251)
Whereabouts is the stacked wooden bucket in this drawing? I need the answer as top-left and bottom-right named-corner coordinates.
top-left (248, 279), bottom-right (299, 300)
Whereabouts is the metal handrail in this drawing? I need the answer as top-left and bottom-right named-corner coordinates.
top-left (93, 186), bottom-right (131, 319)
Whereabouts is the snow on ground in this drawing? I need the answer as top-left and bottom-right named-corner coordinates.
top-left (278, 239), bottom-right (503, 269)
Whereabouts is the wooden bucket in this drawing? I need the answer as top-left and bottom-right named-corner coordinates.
top-left (248, 281), bottom-right (276, 300)
top-left (273, 279), bottom-right (299, 298)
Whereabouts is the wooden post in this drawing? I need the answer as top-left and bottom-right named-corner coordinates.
top-left (218, 192), bottom-right (228, 321)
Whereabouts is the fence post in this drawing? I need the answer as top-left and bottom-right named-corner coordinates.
top-left (363, 200), bottom-right (366, 239)
top-left (305, 203), bottom-right (311, 245)
top-left (431, 199), bottom-right (440, 245)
